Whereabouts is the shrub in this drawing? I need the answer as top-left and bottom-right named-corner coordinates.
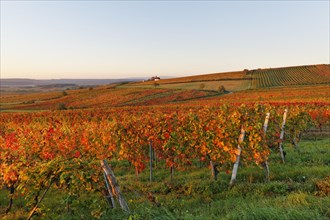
top-left (315, 176), bottom-right (330, 196)
top-left (218, 85), bottom-right (226, 93)
top-left (58, 103), bottom-right (67, 110)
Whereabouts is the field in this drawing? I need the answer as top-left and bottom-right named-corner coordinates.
top-left (0, 64), bottom-right (329, 219)
top-left (250, 65), bottom-right (330, 89)
top-left (126, 80), bottom-right (250, 92)
top-left (137, 70), bottom-right (249, 85)
top-left (128, 64), bottom-right (330, 92)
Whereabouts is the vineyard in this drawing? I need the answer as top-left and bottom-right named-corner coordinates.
top-left (250, 65), bottom-right (330, 89)
top-left (127, 80), bottom-right (250, 92)
top-left (1, 102), bottom-right (329, 219)
top-left (0, 87), bottom-right (218, 111)
top-left (136, 70), bottom-right (249, 85)
top-left (198, 84), bottom-right (330, 105)
top-left (1, 83), bottom-right (329, 112)
top-left (1, 64), bottom-right (330, 219)
top-left (128, 64), bottom-right (330, 91)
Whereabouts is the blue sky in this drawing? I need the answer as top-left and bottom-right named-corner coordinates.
top-left (1, 1), bottom-right (329, 79)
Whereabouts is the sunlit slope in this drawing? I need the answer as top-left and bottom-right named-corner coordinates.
top-left (127, 70), bottom-right (250, 91)
top-left (140, 70), bottom-right (249, 84)
top-left (128, 80), bottom-right (250, 92)
top-left (130, 64), bottom-right (329, 91)
top-left (183, 84), bottom-right (330, 106)
top-left (0, 86), bottom-right (219, 111)
top-left (1, 64), bottom-right (329, 111)
top-left (250, 64), bottom-right (330, 89)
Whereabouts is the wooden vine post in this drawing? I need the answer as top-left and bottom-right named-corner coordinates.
top-left (149, 140), bottom-right (153, 183)
top-left (210, 160), bottom-right (219, 181)
top-left (279, 109), bottom-right (288, 163)
top-left (206, 153), bottom-right (219, 180)
top-left (101, 160), bottom-right (130, 213)
top-left (229, 126), bottom-right (246, 186)
top-left (210, 161), bottom-right (215, 179)
top-left (262, 112), bottom-right (270, 182)
top-left (292, 130), bottom-right (303, 152)
top-left (154, 150), bottom-right (158, 167)
top-left (170, 166), bottom-right (174, 182)
top-left (103, 172), bottom-right (116, 208)
top-left (5, 184), bottom-right (15, 214)
top-left (292, 137), bottom-right (299, 151)
top-left (27, 179), bottom-right (53, 220)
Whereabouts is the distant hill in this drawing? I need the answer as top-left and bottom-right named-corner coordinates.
top-left (0, 78), bottom-right (146, 88)
top-left (1, 64), bottom-right (329, 92)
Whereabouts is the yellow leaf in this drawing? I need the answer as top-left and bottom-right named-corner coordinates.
top-left (231, 155), bottom-right (236, 163)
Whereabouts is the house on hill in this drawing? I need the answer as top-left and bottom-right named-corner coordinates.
top-left (149, 76), bottom-right (160, 81)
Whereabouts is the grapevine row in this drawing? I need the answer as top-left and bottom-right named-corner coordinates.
top-left (251, 66), bottom-right (330, 89)
top-left (0, 103), bottom-right (329, 212)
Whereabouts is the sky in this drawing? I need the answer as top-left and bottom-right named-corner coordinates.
top-left (1, 1), bottom-right (329, 79)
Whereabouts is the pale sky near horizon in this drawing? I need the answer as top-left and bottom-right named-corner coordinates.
top-left (1, 1), bottom-right (329, 79)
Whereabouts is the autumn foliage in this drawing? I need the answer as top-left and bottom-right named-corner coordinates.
top-left (1, 103), bottom-right (329, 208)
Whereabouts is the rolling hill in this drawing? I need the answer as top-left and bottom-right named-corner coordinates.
top-left (249, 64), bottom-right (330, 89)
top-left (128, 64), bottom-right (330, 91)
top-left (1, 64), bottom-right (329, 111)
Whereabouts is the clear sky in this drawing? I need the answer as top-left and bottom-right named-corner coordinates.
top-left (1, 1), bottom-right (329, 79)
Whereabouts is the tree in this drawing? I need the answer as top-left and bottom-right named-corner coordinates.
top-left (218, 85), bottom-right (226, 93)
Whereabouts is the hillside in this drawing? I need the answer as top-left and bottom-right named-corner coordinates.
top-left (140, 70), bottom-right (249, 84)
top-left (1, 64), bottom-right (329, 111)
top-left (1, 84), bottom-right (329, 112)
top-left (129, 64), bottom-right (330, 91)
top-left (1, 65), bottom-right (329, 220)
top-left (249, 64), bottom-right (330, 89)
top-left (129, 70), bottom-right (250, 91)
top-left (0, 86), bottom-right (219, 111)
top-left (0, 78), bottom-right (144, 87)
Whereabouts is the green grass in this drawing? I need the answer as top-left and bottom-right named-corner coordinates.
top-left (1, 138), bottom-right (329, 219)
